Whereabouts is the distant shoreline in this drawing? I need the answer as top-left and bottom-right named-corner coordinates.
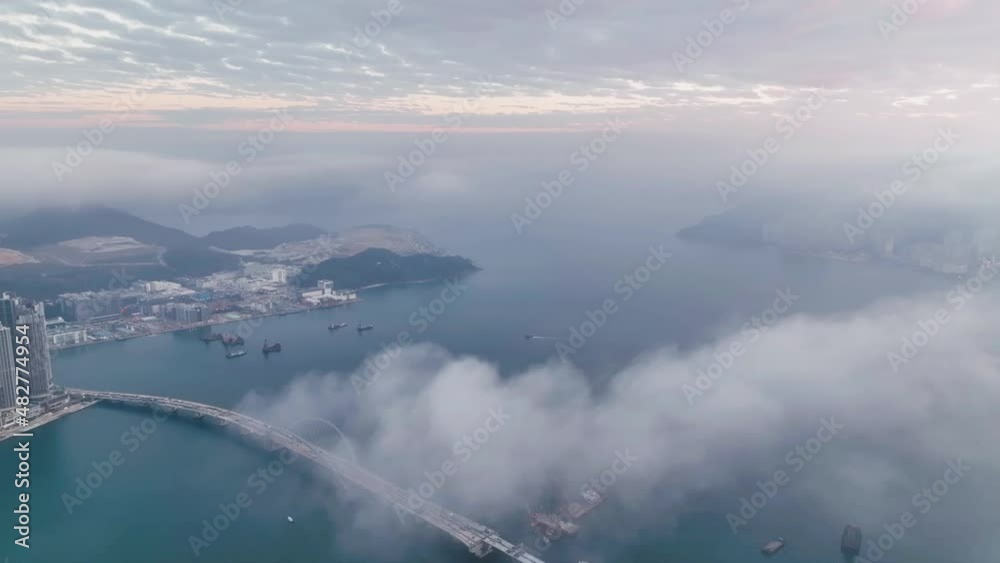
top-left (51, 277), bottom-right (459, 354)
top-left (52, 298), bottom-right (362, 353)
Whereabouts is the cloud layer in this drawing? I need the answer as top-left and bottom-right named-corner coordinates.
top-left (1, 0), bottom-right (998, 130)
top-left (236, 286), bottom-right (999, 558)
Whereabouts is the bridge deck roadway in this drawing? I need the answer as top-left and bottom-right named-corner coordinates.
top-left (67, 389), bottom-right (545, 563)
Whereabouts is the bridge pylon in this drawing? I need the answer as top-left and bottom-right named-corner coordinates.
top-left (470, 541), bottom-right (494, 558)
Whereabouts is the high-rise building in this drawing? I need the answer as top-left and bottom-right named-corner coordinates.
top-left (16, 302), bottom-right (53, 399)
top-left (0, 326), bottom-right (16, 410)
top-left (0, 292), bottom-right (16, 330)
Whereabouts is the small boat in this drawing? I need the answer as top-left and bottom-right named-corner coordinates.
top-left (328, 323), bottom-right (348, 330)
top-left (287, 516), bottom-right (294, 523)
top-left (225, 350), bottom-right (247, 359)
top-left (761, 537), bottom-right (785, 555)
top-left (841, 525), bottom-right (862, 556)
top-left (263, 340), bottom-right (282, 354)
top-left (356, 324), bottom-right (374, 332)
top-left (524, 334), bottom-right (535, 340)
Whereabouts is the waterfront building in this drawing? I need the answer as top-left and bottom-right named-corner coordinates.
top-left (0, 292), bottom-right (16, 331)
top-left (301, 280), bottom-right (357, 305)
top-left (0, 326), bottom-right (16, 410)
top-left (175, 304), bottom-right (206, 325)
top-left (49, 327), bottom-right (88, 347)
top-left (16, 302), bottom-right (53, 399)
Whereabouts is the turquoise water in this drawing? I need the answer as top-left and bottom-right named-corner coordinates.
top-left (0, 238), bottom-right (975, 563)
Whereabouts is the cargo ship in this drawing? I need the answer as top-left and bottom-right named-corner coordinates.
top-left (262, 340), bottom-right (282, 354)
top-left (222, 333), bottom-right (245, 346)
top-left (329, 323), bottom-right (348, 330)
top-left (528, 488), bottom-right (606, 540)
top-left (225, 349), bottom-right (247, 359)
top-left (529, 512), bottom-right (579, 538)
top-left (570, 488), bottom-right (607, 519)
top-left (356, 324), bottom-right (374, 332)
top-left (841, 525), bottom-right (862, 556)
top-left (761, 537), bottom-right (785, 555)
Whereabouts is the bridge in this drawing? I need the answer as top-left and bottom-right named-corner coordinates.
top-left (66, 388), bottom-right (545, 563)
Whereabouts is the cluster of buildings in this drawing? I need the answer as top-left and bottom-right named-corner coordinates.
top-left (301, 279), bottom-right (357, 305)
top-left (0, 264), bottom-right (361, 424)
top-left (0, 292), bottom-right (57, 424)
top-left (35, 263), bottom-right (359, 350)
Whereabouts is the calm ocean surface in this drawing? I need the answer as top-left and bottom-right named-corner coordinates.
top-left (0, 236), bottom-right (967, 563)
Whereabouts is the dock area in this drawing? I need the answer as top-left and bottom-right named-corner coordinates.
top-left (0, 399), bottom-right (97, 442)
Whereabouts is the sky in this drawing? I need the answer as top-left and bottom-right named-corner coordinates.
top-left (0, 0), bottom-right (998, 237)
top-left (2, 0), bottom-right (998, 129)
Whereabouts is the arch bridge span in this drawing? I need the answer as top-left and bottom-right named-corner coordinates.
top-left (66, 388), bottom-right (544, 563)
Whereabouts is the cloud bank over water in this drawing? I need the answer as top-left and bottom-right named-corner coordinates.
top-left (238, 288), bottom-right (999, 557)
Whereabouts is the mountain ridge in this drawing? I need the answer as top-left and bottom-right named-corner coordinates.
top-left (202, 224), bottom-right (327, 251)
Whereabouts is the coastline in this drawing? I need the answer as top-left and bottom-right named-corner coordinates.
top-left (0, 400), bottom-right (97, 442)
top-left (50, 276), bottom-right (468, 354)
top-left (52, 298), bottom-right (362, 353)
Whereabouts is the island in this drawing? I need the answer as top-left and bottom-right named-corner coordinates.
top-left (679, 198), bottom-right (1000, 275)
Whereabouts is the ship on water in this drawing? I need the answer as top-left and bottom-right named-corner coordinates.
top-left (328, 322), bottom-right (348, 330)
top-left (356, 323), bottom-right (374, 332)
top-left (761, 537), bottom-right (785, 555)
top-left (529, 512), bottom-right (579, 538)
top-left (262, 340), bottom-right (282, 354)
top-left (528, 488), bottom-right (607, 540)
top-left (571, 488), bottom-right (607, 518)
top-left (225, 349), bottom-right (247, 359)
top-left (841, 525), bottom-right (862, 556)
top-left (222, 333), bottom-right (245, 346)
